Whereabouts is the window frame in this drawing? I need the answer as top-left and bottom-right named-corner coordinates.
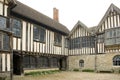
top-left (105, 27), bottom-right (120, 46)
top-left (54, 32), bottom-right (62, 46)
top-left (113, 55), bottom-right (120, 66)
top-left (0, 15), bottom-right (9, 29)
top-left (12, 18), bottom-right (22, 37)
top-left (0, 32), bottom-right (10, 51)
top-left (65, 38), bottom-right (69, 48)
top-left (70, 36), bottom-right (95, 50)
top-left (51, 57), bottom-right (58, 68)
top-left (79, 60), bottom-right (84, 67)
top-left (39, 56), bottom-right (49, 68)
top-left (39, 27), bottom-right (46, 42)
top-left (23, 55), bottom-right (37, 68)
top-left (33, 24), bottom-right (46, 43)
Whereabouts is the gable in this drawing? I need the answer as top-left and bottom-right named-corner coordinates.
top-left (69, 21), bottom-right (91, 38)
top-left (70, 24), bottom-right (90, 39)
top-left (96, 4), bottom-right (120, 33)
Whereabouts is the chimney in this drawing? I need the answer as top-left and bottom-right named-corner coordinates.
top-left (53, 8), bottom-right (59, 22)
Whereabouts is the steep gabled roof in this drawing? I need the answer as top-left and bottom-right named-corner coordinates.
top-left (10, 1), bottom-right (69, 35)
top-left (96, 3), bottom-right (120, 32)
top-left (68, 20), bottom-right (91, 37)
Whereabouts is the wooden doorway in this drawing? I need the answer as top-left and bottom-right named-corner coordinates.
top-left (13, 53), bottom-right (23, 75)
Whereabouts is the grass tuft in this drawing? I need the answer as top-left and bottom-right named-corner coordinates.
top-left (82, 69), bottom-right (94, 72)
top-left (73, 69), bottom-right (79, 72)
top-left (25, 70), bottom-right (61, 76)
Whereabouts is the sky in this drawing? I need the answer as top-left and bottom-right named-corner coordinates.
top-left (17, 0), bottom-right (120, 30)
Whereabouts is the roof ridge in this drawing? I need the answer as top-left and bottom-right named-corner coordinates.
top-left (11, 0), bottom-right (69, 35)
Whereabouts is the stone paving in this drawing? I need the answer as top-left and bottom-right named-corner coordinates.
top-left (14, 71), bottom-right (120, 80)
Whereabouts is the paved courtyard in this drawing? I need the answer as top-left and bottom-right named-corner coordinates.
top-left (14, 71), bottom-right (120, 80)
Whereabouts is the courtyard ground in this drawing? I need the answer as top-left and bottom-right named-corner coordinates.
top-left (14, 71), bottom-right (120, 80)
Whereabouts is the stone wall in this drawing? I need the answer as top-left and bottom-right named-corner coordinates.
top-left (68, 53), bottom-right (120, 73)
top-left (96, 53), bottom-right (120, 72)
top-left (0, 72), bottom-right (11, 80)
top-left (68, 55), bottom-right (95, 71)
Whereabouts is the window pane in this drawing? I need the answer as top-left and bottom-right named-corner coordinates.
top-left (30, 56), bottom-right (36, 68)
top-left (33, 25), bottom-right (39, 40)
top-left (40, 28), bottom-right (46, 42)
top-left (39, 57), bottom-right (48, 67)
top-left (112, 30), bottom-right (116, 37)
top-left (12, 19), bottom-right (21, 37)
top-left (38, 57), bottom-right (42, 67)
top-left (116, 28), bottom-right (120, 37)
top-left (116, 38), bottom-right (120, 44)
top-left (54, 33), bottom-right (62, 46)
top-left (3, 33), bottom-right (10, 50)
top-left (0, 16), bottom-right (6, 28)
top-left (105, 28), bottom-right (120, 46)
top-left (23, 55), bottom-right (30, 68)
top-left (43, 57), bottom-right (48, 67)
top-left (51, 58), bottom-right (58, 67)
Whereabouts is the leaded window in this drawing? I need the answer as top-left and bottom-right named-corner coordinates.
top-left (43, 57), bottom-right (49, 67)
top-left (51, 58), bottom-right (58, 67)
top-left (82, 37), bottom-right (86, 47)
top-left (54, 33), bottom-right (62, 46)
top-left (30, 56), bottom-right (36, 68)
top-left (74, 37), bottom-right (81, 49)
top-left (12, 19), bottom-right (21, 37)
top-left (79, 60), bottom-right (84, 67)
top-left (40, 28), bottom-right (46, 42)
top-left (23, 55), bottom-right (36, 68)
top-left (39, 57), bottom-right (49, 67)
top-left (33, 25), bottom-right (39, 40)
top-left (70, 36), bottom-right (95, 49)
top-left (105, 27), bottom-right (120, 45)
top-left (65, 38), bottom-right (69, 48)
top-left (3, 33), bottom-right (9, 50)
top-left (0, 32), bottom-right (10, 50)
top-left (23, 55), bottom-right (29, 68)
top-left (33, 25), bottom-right (46, 42)
top-left (90, 36), bottom-right (95, 48)
top-left (0, 16), bottom-right (7, 28)
top-left (98, 34), bottom-right (104, 43)
top-left (113, 55), bottom-right (120, 66)
top-left (116, 29), bottom-right (120, 37)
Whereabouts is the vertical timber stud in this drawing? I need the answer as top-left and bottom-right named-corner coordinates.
top-left (94, 35), bottom-right (98, 72)
top-left (9, 18), bottom-right (13, 80)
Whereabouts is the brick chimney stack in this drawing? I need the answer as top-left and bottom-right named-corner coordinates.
top-left (53, 8), bottom-right (59, 22)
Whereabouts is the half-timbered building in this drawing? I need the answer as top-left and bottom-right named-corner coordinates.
top-left (1, 0), bottom-right (120, 79)
top-left (0, 0), bottom-right (69, 78)
top-left (0, 0), bottom-right (15, 79)
top-left (68, 4), bottom-right (120, 73)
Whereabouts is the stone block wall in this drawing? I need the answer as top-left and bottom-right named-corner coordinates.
top-left (68, 55), bottom-right (95, 70)
top-left (68, 53), bottom-right (120, 73)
